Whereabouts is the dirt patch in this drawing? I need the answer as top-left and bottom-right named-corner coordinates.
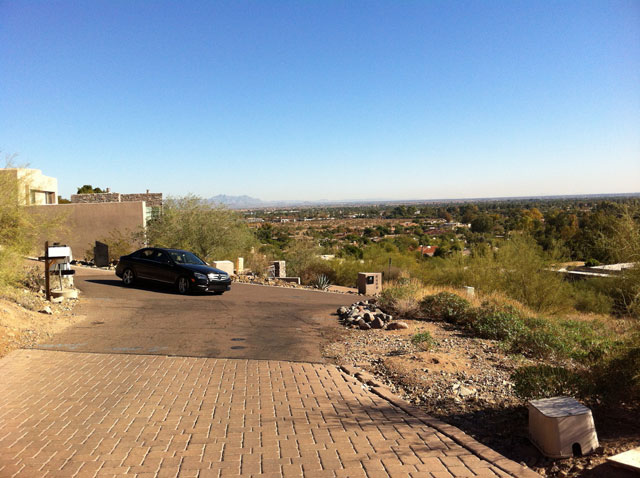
top-left (0, 294), bottom-right (81, 358)
top-left (324, 317), bottom-right (640, 478)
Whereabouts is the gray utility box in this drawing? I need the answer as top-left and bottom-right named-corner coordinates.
top-left (357, 273), bottom-right (382, 295)
top-left (529, 396), bottom-right (598, 458)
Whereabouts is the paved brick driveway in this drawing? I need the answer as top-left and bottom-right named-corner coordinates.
top-left (0, 350), bottom-right (538, 478)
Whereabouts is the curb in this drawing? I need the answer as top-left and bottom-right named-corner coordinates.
top-left (339, 364), bottom-right (541, 478)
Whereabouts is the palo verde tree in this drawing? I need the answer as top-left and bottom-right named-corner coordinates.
top-left (145, 195), bottom-right (257, 262)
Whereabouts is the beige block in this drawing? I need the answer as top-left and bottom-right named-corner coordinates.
top-left (529, 397), bottom-right (598, 458)
top-left (212, 260), bottom-right (234, 276)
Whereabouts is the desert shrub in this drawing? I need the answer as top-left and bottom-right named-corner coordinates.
top-left (0, 165), bottom-right (64, 289)
top-left (508, 317), bottom-right (566, 359)
top-left (571, 282), bottom-right (614, 315)
top-left (420, 235), bottom-right (574, 315)
top-left (591, 331), bottom-right (640, 402)
top-left (512, 365), bottom-right (590, 400)
top-left (468, 303), bottom-right (527, 342)
top-left (556, 319), bottom-right (616, 364)
top-left (378, 279), bottom-right (424, 317)
top-left (411, 331), bottom-right (436, 350)
top-left (331, 259), bottom-right (363, 287)
top-left (584, 258), bottom-right (600, 267)
top-left (420, 292), bottom-right (472, 324)
top-left (296, 260), bottom-right (336, 285)
top-left (86, 228), bottom-right (142, 264)
top-left (146, 195), bottom-right (257, 262)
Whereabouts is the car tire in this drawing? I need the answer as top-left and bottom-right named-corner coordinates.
top-left (212, 291), bottom-right (224, 296)
top-left (122, 268), bottom-right (136, 287)
top-left (177, 276), bottom-right (190, 295)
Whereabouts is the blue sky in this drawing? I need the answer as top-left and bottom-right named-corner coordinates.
top-left (1, 1), bottom-right (639, 201)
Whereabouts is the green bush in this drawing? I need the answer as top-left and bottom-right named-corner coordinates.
top-left (572, 284), bottom-right (613, 315)
top-left (592, 332), bottom-right (640, 402)
top-left (508, 317), bottom-right (566, 359)
top-left (420, 292), bottom-right (471, 324)
top-left (146, 195), bottom-right (257, 262)
top-left (411, 331), bottom-right (436, 350)
top-left (512, 365), bottom-right (590, 400)
top-left (468, 303), bottom-right (527, 342)
top-left (556, 319), bottom-right (616, 364)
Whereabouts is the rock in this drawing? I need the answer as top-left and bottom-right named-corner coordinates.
top-left (459, 386), bottom-right (476, 398)
top-left (370, 317), bottom-right (384, 329)
top-left (363, 312), bottom-right (374, 322)
top-left (385, 314), bottom-right (393, 322)
top-left (386, 321), bottom-right (408, 330)
top-left (338, 306), bottom-right (348, 316)
top-left (39, 306), bottom-right (53, 315)
top-left (359, 321), bottom-right (372, 330)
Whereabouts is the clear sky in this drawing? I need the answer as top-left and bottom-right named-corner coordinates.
top-left (1, 1), bottom-right (639, 201)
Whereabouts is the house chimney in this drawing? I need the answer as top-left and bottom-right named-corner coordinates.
top-left (106, 188), bottom-right (110, 193)
top-left (146, 189), bottom-right (149, 194)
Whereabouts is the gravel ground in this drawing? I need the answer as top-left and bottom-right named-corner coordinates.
top-left (323, 311), bottom-right (640, 478)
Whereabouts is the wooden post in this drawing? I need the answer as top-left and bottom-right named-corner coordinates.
top-left (44, 241), bottom-right (51, 301)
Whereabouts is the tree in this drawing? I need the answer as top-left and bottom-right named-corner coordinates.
top-left (76, 185), bottom-right (104, 194)
top-left (145, 195), bottom-right (257, 262)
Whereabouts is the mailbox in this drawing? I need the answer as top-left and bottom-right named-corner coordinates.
top-left (357, 272), bottom-right (382, 295)
top-left (41, 243), bottom-right (76, 300)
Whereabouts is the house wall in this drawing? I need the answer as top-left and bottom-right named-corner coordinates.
top-left (0, 168), bottom-right (58, 205)
top-left (27, 202), bottom-right (146, 259)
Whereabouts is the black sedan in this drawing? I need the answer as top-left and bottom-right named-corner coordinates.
top-left (115, 247), bottom-right (232, 295)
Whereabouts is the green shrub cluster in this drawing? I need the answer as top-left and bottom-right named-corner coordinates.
top-left (468, 303), bottom-right (526, 342)
top-left (512, 365), bottom-right (590, 399)
top-left (419, 292), bottom-right (472, 324)
top-left (411, 331), bottom-right (436, 350)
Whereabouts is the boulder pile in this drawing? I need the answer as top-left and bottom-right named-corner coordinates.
top-left (337, 301), bottom-right (408, 330)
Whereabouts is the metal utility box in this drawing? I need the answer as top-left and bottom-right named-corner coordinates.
top-left (529, 396), bottom-right (598, 458)
top-left (357, 272), bottom-right (382, 295)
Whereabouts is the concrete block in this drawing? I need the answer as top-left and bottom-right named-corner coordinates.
top-left (529, 396), bottom-right (598, 458)
top-left (212, 260), bottom-right (234, 276)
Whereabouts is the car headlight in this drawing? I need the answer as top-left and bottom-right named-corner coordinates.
top-left (194, 272), bottom-right (208, 281)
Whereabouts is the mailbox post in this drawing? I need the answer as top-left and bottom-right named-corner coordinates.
top-left (41, 241), bottom-right (75, 301)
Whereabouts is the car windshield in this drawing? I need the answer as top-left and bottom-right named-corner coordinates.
top-left (169, 251), bottom-right (205, 265)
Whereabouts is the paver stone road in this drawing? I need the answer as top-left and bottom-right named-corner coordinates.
top-left (0, 269), bottom-right (540, 477)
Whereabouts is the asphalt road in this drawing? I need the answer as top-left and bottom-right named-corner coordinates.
top-left (35, 267), bottom-right (356, 362)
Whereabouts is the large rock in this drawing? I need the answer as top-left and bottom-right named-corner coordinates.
top-left (370, 317), bottom-right (385, 329)
top-left (385, 321), bottom-right (408, 330)
top-left (359, 321), bottom-right (372, 330)
top-left (363, 312), bottom-right (374, 322)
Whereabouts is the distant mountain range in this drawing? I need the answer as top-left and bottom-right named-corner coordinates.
top-left (209, 195), bottom-right (265, 208)
top-left (209, 192), bottom-right (640, 209)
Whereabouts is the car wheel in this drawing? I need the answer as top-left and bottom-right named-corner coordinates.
top-left (122, 268), bottom-right (135, 286)
top-left (212, 291), bottom-right (224, 296)
top-left (177, 276), bottom-right (190, 295)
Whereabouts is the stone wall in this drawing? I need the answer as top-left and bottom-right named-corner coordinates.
top-left (70, 193), bottom-right (122, 203)
top-left (121, 193), bottom-right (163, 207)
top-left (70, 192), bottom-right (163, 207)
